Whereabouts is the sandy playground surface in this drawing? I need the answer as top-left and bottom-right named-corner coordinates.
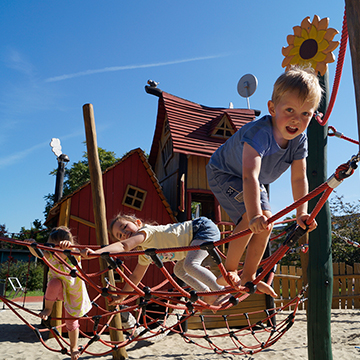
top-left (0, 300), bottom-right (359, 360)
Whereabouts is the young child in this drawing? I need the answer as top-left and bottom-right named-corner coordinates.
top-left (206, 65), bottom-right (321, 296)
top-left (24, 226), bottom-right (92, 360)
top-left (86, 214), bottom-right (226, 306)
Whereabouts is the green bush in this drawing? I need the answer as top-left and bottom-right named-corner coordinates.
top-left (0, 260), bottom-right (44, 292)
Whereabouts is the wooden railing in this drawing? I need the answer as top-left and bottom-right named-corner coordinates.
top-left (273, 263), bottom-right (360, 310)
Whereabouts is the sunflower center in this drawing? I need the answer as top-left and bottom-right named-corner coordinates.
top-left (299, 39), bottom-right (318, 60)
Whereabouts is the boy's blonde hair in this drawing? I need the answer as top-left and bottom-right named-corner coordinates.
top-left (271, 65), bottom-right (323, 109)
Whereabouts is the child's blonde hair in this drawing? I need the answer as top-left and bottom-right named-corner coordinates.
top-left (271, 65), bottom-right (323, 109)
top-left (48, 226), bottom-right (75, 244)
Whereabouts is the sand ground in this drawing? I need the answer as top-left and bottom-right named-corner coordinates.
top-left (0, 300), bottom-right (359, 360)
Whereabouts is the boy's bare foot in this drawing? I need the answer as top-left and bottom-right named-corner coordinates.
top-left (39, 308), bottom-right (52, 320)
top-left (203, 293), bottom-right (218, 305)
top-left (256, 281), bottom-right (278, 298)
top-left (212, 293), bottom-right (232, 307)
top-left (217, 271), bottom-right (241, 288)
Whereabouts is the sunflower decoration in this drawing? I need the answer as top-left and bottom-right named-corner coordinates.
top-left (282, 15), bottom-right (339, 76)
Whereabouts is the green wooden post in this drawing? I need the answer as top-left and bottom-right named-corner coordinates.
top-left (306, 71), bottom-right (333, 360)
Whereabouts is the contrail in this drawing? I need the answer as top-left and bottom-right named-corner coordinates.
top-left (45, 54), bottom-right (229, 82)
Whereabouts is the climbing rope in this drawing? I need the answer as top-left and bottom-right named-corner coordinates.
top-left (315, 6), bottom-right (348, 126)
top-left (0, 153), bottom-right (358, 357)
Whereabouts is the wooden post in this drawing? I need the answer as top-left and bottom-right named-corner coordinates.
top-left (345, 0), bottom-right (360, 147)
top-left (83, 103), bottom-right (127, 360)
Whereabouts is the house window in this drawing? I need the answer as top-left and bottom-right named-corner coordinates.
top-left (163, 117), bottom-right (170, 135)
top-left (211, 115), bottom-right (235, 139)
top-left (161, 137), bottom-right (173, 167)
top-left (122, 185), bottom-right (147, 211)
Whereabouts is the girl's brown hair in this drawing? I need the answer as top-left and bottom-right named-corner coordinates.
top-left (108, 213), bottom-right (157, 241)
top-left (48, 226), bottom-right (76, 245)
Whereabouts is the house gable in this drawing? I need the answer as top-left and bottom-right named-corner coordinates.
top-left (148, 90), bottom-right (258, 168)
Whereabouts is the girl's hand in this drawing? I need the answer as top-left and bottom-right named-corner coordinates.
top-left (80, 248), bottom-right (96, 258)
top-left (297, 214), bottom-right (317, 232)
top-left (249, 214), bottom-right (269, 234)
top-left (59, 240), bottom-right (72, 249)
top-left (23, 238), bottom-right (36, 245)
top-left (108, 295), bottom-right (127, 306)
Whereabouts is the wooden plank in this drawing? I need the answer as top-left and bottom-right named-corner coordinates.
top-left (273, 266), bottom-right (281, 305)
top-left (187, 295), bottom-right (268, 329)
top-left (346, 264), bottom-right (354, 309)
top-left (281, 265), bottom-right (290, 300)
top-left (354, 263), bottom-right (360, 308)
top-left (340, 263), bottom-right (346, 309)
top-left (289, 266), bottom-right (296, 310)
top-left (332, 263), bottom-right (339, 309)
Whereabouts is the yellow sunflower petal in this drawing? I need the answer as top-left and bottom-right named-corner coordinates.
top-left (317, 39), bottom-right (329, 52)
top-left (282, 55), bottom-right (293, 68)
top-left (300, 17), bottom-right (311, 32)
top-left (324, 28), bottom-right (339, 41)
top-left (315, 30), bottom-right (326, 43)
top-left (293, 25), bottom-right (302, 37)
top-left (316, 62), bottom-right (327, 76)
top-left (323, 40), bottom-right (339, 53)
top-left (313, 52), bottom-right (327, 62)
top-left (311, 15), bottom-right (320, 29)
top-left (301, 28), bottom-right (309, 40)
top-left (318, 17), bottom-right (329, 31)
top-left (286, 34), bottom-right (295, 46)
top-left (290, 54), bottom-right (301, 65)
top-left (289, 46), bottom-right (301, 56)
top-left (282, 44), bottom-right (294, 56)
top-left (294, 36), bottom-right (304, 47)
top-left (309, 25), bottom-right (318, 40)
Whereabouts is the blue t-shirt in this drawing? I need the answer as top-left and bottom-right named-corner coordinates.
top-left (208, 115), bottom-right (307, 185)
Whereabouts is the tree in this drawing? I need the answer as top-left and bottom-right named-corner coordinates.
top-left (44, 144), bottom-right (120, 218)
top-left (330, 192), bottom-right (360, 265)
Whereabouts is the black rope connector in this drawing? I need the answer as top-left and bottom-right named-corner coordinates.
top-left (204, 334), bottom-right (213, 344)
top-left (229, 295), bottom-right (239, 306)
top-left (144, 248), bottom-right (163, 268)
top-left (92, 315), bottom-right (102, 332)
top-left (186, 301), bottom-right (194, 312)
top-left (88, 334), bottom-right (100, 345)
top-left (244, 281), bottom-right (257, 294)
top-left (143, 286), bottom-right (152, 300)
top-left (33, 328), bottom-right (42, 340)
top-left (115, 258), bottom-right (123, 266)
top-left (139, 299), bottom-right (148, 313)
top-left (100, 252), bottom-right (119, 270)
top-left (283, 224), bottom-right (308, 248)
top-left (30, 242), bottom-right (44, 258)
top-left (101, 288), bottom-right (110, 297)
top-left (52, 327), bottom-right (61, 337)
top-left (199, 241), bottom-right (222, 266)
top-left (42, 317), bottom-right (52, 329)
top-left (70, 269), bottom-right (77, 278)
top-left (189, 290), bottom-right (198, 302)
top-left (63, 249), bottom-right (78, 266)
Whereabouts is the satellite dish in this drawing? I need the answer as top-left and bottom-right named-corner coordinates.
top-left (50, 138), bottom-right (62, 158)
top-left (237, 73), bottom-right (258, 109)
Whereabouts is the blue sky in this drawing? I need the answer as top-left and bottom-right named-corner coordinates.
top-left (1, 1), bottom-right (358, 234)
